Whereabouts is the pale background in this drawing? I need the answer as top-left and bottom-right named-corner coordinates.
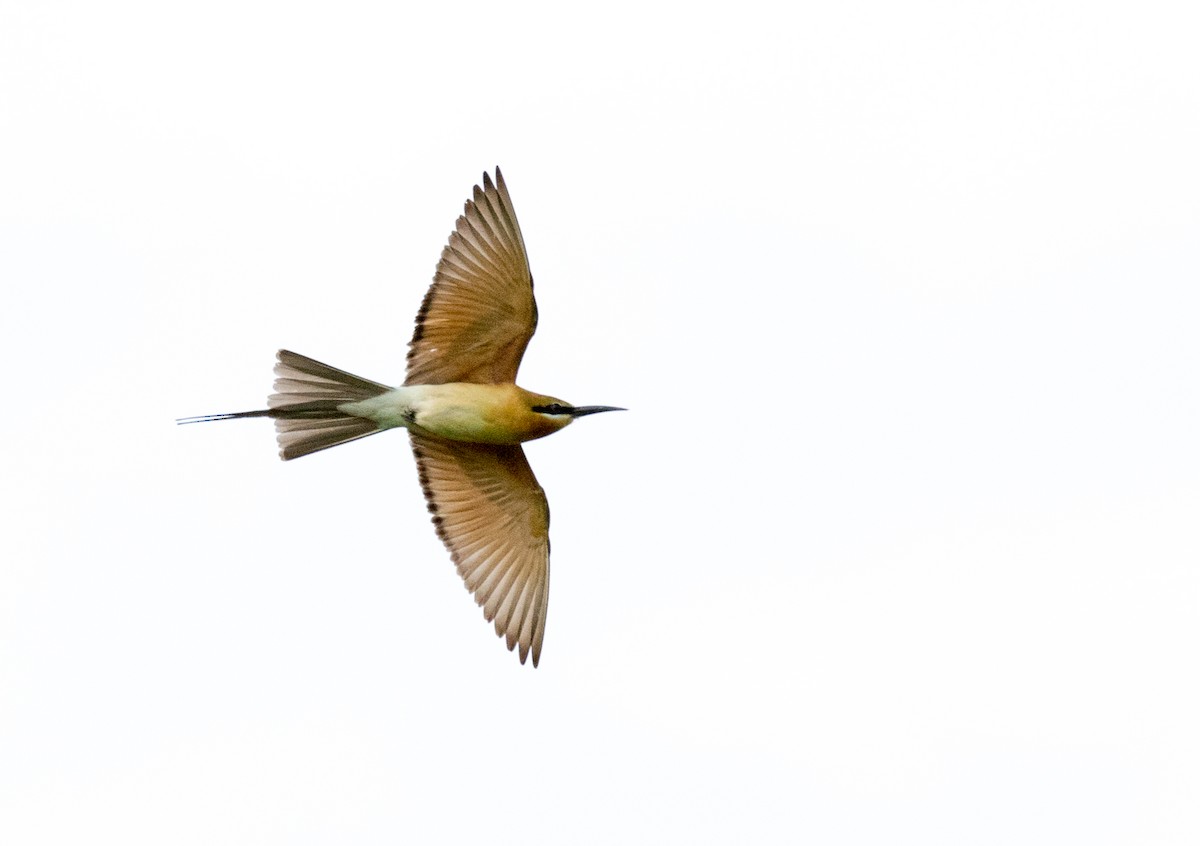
top-left (2, 2), bottom-right (1198, 843)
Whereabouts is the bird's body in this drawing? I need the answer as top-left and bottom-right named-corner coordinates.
top-left (179, 169), bottom-right (621, 666)
top-left (341, 383), bottom-right (573, 445)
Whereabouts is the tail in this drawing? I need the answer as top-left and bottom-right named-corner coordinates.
top-left (178, 349), bottom-right (392, 460)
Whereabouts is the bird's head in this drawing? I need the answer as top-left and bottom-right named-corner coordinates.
top-left (522, 391), bottom-right (625, 439)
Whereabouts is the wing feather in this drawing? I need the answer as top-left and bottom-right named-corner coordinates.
top-left (405, 168), bottom-right (537, 386)
top-left (410, 432), bottom-right (550, 666)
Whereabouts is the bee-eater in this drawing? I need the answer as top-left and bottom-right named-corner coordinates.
top-left (179, 168), bottom-right (623, 666)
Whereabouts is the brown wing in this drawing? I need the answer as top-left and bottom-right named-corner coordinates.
top-left (410, 432), bottom-right (550, 666)
top-left (405, 168), bottom-right (537, 386)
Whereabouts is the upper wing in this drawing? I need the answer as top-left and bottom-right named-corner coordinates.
top-left (405, 168), bottom-right (537, 386)
top-left (410, 432), bottom-right (550, 666)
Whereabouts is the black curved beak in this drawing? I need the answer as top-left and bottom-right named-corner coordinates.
top-left (567, 405), bottom-right (626, 417)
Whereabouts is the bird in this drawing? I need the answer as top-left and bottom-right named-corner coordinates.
top-left (178, 168), bottom-right (623, 667)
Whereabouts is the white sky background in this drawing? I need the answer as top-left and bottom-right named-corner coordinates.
top-left (2, 1), bottom-right (1198, 843)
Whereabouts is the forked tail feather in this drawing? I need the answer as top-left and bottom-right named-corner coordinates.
top-left (177, 349), bottom-right (392, 460)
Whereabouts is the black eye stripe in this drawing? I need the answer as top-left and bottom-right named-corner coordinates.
top-left (532, 403), bottom-right (569, 414)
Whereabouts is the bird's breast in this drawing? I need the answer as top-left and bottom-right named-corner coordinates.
top-left (343, 383), bottom-right (553, 445)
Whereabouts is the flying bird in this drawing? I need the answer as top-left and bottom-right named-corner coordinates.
top-left (179, 168), bottom-right (623, 666)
